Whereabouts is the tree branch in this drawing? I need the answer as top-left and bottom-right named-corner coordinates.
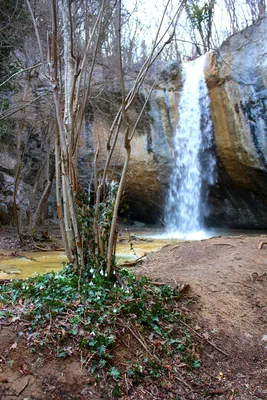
top-left (0, 63), bottom-right (42, 88)
top-left (25, 0), bottom-right (45, 69)
top-left (0, 93), bottom-right (51, 121)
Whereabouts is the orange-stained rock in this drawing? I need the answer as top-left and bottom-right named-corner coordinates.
top-left (91, 19), bottom-right (267, 227)
top-left (202, 18), bottom-right (267, 227)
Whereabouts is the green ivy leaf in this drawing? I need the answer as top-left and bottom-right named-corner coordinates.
top-left (109, 367), bottom-right (121, 380)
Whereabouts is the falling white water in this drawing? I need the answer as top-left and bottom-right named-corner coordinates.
top-left (165, 54), bottom-right (216, 239)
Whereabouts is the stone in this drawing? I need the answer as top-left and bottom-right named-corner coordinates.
top-left (0, 265), bottom-right (21, 274)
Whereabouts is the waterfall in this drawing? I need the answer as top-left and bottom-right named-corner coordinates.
top-left (165, 55), bottom-right (216, 238)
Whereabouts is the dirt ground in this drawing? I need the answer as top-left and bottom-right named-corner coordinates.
top-left (137, 235), bottom-right (267, 399)
top-left (1, 233), bottom-right (267, 399)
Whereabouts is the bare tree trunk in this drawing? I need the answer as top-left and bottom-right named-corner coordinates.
top-left (13, 80), bottom-right (29, 240)
top-left (105, 0), bottom-right (177, 276)
top-left (258, 0), bottom-right (266, 16)
top-left (28, 163), bottom-right (45, 228)
top-left (31, 178), bottom-right (53, 228)
top-left (224, 0), bottom-right (240, 33)
top-left (106, 129), bottom-right (130, 276)
top-left (55, 128), bottom-right (73, 262)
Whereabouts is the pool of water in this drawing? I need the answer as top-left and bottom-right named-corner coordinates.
top-left (0, 252), bottom-right (68, 280)
top-left (0, 237), bottom-right (171, 280)
top-left (116, 238), bottom-right (172, 260)
top-left (136, 227), bottom-right (267, 240)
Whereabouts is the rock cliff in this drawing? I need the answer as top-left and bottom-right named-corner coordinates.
top-left (103, 16), bottom-right (267, 228)
top-left (92, 61), bottom-right (181, 223)
top-left (205, 16), bottom-right (267, 228)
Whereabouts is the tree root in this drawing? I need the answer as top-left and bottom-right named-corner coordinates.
top-left (258, 241), bottom-right (267, 249)
top-left (119, 254), bottom-right (147, 267)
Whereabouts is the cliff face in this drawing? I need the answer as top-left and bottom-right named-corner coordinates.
top-left (204, 17), bottom-right (267, 228)
top-left (93, 61), bottom-right (182, 223)
top-left (101, 16), bottom-right (267, 227)
top-left (0, 130), bottom-right (49, 225)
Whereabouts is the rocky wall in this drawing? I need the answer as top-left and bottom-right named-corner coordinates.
top-left (92, 61), bottom-right (181, 223)
top-left (205, 16), bottom-right (267, 228)
top-left (2, 17), bottom-right (267, 229)
top-left (94, 17), bottom-right (267, 228)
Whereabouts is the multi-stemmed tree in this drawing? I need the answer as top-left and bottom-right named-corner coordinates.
top-left (25, 0), bottom-right (184, 277)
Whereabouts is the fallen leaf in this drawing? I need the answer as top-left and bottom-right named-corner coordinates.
top-left (10, 342), bottom-right (17, 350)
top-left (177, 363), bottom-right (188, 368)
top-left (10, 375), bottom-right (29, 396)
top-left (19, 364), bottom-right (30, 375)
top-left (163, 382), bottom-right (173, 391)
top-left (162, 363), bottom-right (172, 371)
top-left (152, 340), bottom-right (162, 347)
top-left (203, 332), bottom-right (210, 340)
top-left (175, 355), bottom-right (182, 364)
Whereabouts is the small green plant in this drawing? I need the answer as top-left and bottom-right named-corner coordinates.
top-left (0, 266), bottom-right (200, 393)
top-left (109, 366), bottom-right (121, 380)
top-left (77, 180), bottom-right (118, 274)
